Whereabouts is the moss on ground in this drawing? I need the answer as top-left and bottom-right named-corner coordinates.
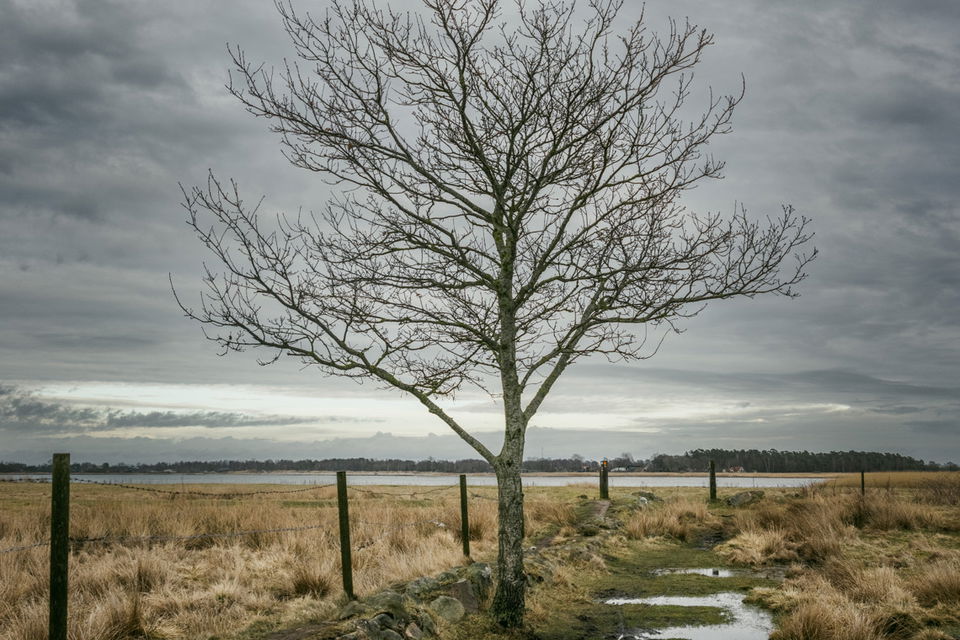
top-left (536, 603), bottom-right (728, 640)
top-left (529, 538), bottom-right (773, 640)
top-left (597, 539), bottom-right (777, 597)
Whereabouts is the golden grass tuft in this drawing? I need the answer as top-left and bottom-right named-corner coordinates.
top-left (906, 557), bottom-right (960, 607)
top-left (716, 526), bottom-right (798, 565)
top-left (623, 497), bottom-right (712, 542)
top-left (771, 599), bottom-right (881, 640)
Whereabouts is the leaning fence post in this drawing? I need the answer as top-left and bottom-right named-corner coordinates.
top-left (709, 460), bottom-right (717, 502)
top-left (50, 453), bottom-right (70, 640)
top-left (599, 459), bottom-right (609, 500)
top-left (335, 471), bottom-right (354, 600)
top-left (459, 474), bottom-right (470, 558)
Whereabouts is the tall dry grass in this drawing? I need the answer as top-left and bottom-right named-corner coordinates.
top-left (623, 497), bottom-right (714, 542)
top-left (759, 557), bottom-right (957, 640)
top-left (737, 483), bottom-right (960, 640)
top-left (717, 489), bottom-right (947, 568)
top-left (0, 481), bottom-right (560, 640)
top-left (826, 472), bottom-right (960, 505)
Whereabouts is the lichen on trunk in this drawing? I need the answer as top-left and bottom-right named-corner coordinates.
top-left (491, 453), bottom-right (526, 627)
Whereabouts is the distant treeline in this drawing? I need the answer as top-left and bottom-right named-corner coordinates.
top-left (0, 449), bottom-right (955, 474)
top-left (646, 449), bottom-right (958, 473)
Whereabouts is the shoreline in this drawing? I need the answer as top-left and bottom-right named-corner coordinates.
top-left (1, 470), bottom-right (846, 478)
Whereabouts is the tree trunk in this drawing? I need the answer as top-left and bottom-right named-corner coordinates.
top-left (490, 453), bottom-right (525, 627)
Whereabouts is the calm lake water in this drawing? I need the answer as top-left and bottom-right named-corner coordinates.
top-left (2, 472), bottom-right (823, 488)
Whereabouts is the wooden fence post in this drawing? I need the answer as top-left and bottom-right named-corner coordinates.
top-left (709, 460), bottom-right (717, 502)
top-left (335, 471), bottom-right (354, 600)
top-left (49, 453), bottom-right (70, 640)
top-left (599, 459), bottom-right (609, 500)
top-left (860, 470), bottom-right (865, 497)
top-left (459, 475), bottom-right (470, 558)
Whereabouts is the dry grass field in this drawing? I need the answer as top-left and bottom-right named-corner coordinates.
top-left (718, 473), bottom-right (960, 640)
top-left (0, 479), bottom-right (582, 640)
top-left (4, 473), bottom-right (959, 640)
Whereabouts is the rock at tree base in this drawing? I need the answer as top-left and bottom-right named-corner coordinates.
top-left (428, 595), bottom-right (465, 622)
top-left (726, 490), bottom-right (765, 507)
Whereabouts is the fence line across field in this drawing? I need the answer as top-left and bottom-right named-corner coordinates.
top-left (28, 452), bottom-right (621, 639)
top-left (0, 517), bottom-right (442, 557)
top-left (72, 477), bottom-right (338, 498)
top-left (346, 483), bottom-right (459, 498)
top-left (0, 540), bottom-right (51, 554)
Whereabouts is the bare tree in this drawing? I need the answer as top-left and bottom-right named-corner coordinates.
top-left (176, 0), bottom-right (815, 626)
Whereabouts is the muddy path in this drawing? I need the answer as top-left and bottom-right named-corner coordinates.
top-left (528, 499), bottom-right (781, 640)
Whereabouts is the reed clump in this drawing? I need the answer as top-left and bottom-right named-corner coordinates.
top-left (623, 497), bottom-right (716, 542)
top-left (740, 478), bottom-right (960, 639)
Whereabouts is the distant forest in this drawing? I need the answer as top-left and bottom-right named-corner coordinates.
top-left (1, 449), bottom-right (956, 474)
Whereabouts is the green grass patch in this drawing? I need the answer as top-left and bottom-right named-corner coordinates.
top-left (600, 541), bottom-right (777, 597)
top-left (534, 603), bottom-right (727, 640)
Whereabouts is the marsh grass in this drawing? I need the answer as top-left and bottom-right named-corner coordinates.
top-left (580, 478), bottom-right (959, 640)
top-left (727, 478), bottom-right (960, 639)
top-left (0, 481), bottom-right (569, 640)
top-left (623, 497), bottom-right (714, 542)
top-left (826, 472), bottom-right (960, 502)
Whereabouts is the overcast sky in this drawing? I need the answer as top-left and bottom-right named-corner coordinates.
top-left (1, 0), bottom-right (958, 465)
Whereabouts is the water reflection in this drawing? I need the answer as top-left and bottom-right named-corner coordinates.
top-left (651, 568), bottom-right (736, 577)
top-left (604, 592), bottom-right (774, 640)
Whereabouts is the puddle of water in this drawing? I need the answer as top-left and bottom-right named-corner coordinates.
top-left (651, 568), bottom-right (736, 577)
top-left (604, 592), bottom-right (773, 640)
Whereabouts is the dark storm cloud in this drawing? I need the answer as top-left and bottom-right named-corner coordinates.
top-left (0, 385), bottom-right (331, 434)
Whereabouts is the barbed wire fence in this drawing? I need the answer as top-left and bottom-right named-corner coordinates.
top-left (1, 456), bottom-right (482, 640)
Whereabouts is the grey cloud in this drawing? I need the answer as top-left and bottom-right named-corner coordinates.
top-left (0, 385), bottom-right (349, 434)
top-left (0, 0), bottom-right (189, 128)
top-left (870, 406), bottom-right (924, 416)
top-left (570, 365), bottom-right (959, 401)
top-left (904, 420), bottom-right (958, 435)
top-left (102, 411), bottom-right (314, 430)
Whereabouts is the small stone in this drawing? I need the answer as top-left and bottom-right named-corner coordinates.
top-left (437, 570), bottom-right (460, 584)
top-left (372, 612), bottom-right (397, 630)
top-left (726, 490), bottom-right (765, 507)
top-left (405, 577), bottom-right (441, 599)
top-left (404, 622), bottom-right (423, 639)
top-left (443, 580), bottom-right (479, 613)
top-left (417, 612), bottom-right (437, 636)
top-left (338, 600), bottom-right (368, 620)
top-left (428, 595), bottom-right (465, 622)
top-left (366, 591), bottom-right (411, 624)
top-left (463, 563), bottom-right (492, 600)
